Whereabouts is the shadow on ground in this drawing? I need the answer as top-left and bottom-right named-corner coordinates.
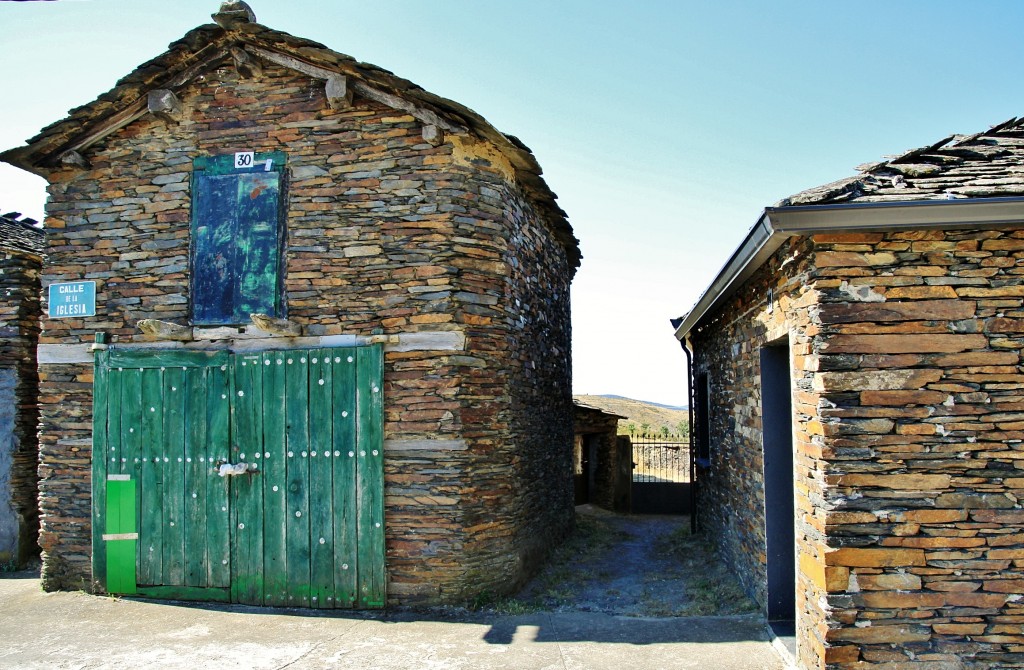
top-left (0, 510), bottom-right (786, 669)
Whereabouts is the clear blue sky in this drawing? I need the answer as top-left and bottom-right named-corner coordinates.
top-left (3, 0), bottom-right (1024, 406)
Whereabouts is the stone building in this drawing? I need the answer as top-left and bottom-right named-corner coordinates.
top-left (674, 117), bottom-right (1024, 669)
top-left (572, 402), bottom-right (630, 512)
top-left (0, 3), bottom-right (578, 607)
top-left (0, 212), bottom-right (43, 569)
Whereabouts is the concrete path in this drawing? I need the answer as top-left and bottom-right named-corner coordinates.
top-left (0, 572), bottom-right (789, 669)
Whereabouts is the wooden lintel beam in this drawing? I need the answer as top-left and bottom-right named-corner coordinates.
top-left (38, 49), bottom-right (230, 167)
top-left (148, 89), bottom-right (183, 124)
top-left (246, 45), bottom-right (466, 133)
top-left (350, 82), bottom-right (465, 134)
top-left (54, 100), bottom-right (149, 162)
top-left (247, 46), bottom-right (336, 80)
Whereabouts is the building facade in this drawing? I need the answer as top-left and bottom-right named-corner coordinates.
top-left (0, 212), bottom-right (43, 569)
top-left (1, 3), bottom-right (578, 607)
top-left (676, 118), bottom-right (1024, 669)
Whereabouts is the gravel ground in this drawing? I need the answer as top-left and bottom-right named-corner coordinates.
top-left (506, 505), bottom-right (758, 617)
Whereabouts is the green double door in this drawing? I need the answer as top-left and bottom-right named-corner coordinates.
top-left (92, 345), bottom-right (385, 609)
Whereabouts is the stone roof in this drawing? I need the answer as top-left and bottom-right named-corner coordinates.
top-left (573, 401), bottom-right (627, 421)
top-left (0, 6), bottom-right (579, 267)
top-left (0, 212), bottom-right (44, 258)
top-left (781, 116), bottom-right (1024, 207)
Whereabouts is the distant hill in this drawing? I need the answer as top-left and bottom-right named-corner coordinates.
top-left (574, 394), bottom-right (689, 438)
top-left (596, 394), bottom-right (687, 412)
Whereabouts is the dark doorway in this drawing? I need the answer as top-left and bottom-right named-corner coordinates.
top-left (586, 435), bottom-right (598, 499)
top-left (574, 435), bottom-right (598, 505)
top-left (760, 342), bottom-right (795, 630)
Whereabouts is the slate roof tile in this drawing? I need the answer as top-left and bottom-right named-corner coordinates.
top-left (0, 212), bottom-right (44, 258)
top-left (783, 117), bottom-right (1024, 206)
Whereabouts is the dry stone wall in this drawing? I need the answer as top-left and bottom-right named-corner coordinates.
top-left (37, 61), bottom-right (574, 602)
top-left (690, 235), bottom-right (826, 668)
top-left (813, 229), bottom-right (1024, 670)
top-left (0, 248), bottom-right (42, 567)
top-left (692, 226), bottom-right (1024, 669)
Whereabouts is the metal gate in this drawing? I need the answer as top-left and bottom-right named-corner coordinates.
top-left (91, 345), bottom-right (385, 609)
top-left (631, 438), bottom-right (691, 514)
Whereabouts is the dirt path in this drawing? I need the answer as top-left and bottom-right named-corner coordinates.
top-left (506, 505), bottom-right (757, 617)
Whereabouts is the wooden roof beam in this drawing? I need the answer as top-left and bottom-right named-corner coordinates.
top-left (246, 45), bottom-right (467, 134)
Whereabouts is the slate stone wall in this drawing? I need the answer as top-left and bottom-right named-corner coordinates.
top-left (37, 62), bottom-right (574, 601)
top-left (690, 235), bottom-right (824, 668)
top-left (0, 250), bottom-right (42, 567)
top-left (691, 227), bottom-right (1024, 669)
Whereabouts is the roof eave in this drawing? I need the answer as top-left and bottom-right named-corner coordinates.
top-left (673, 196), bottom-right (1024, 341)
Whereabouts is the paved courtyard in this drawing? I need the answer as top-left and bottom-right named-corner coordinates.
top-left (0, 570), bottom-right (788, 669)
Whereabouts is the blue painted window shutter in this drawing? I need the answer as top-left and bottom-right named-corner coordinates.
top-left (190, 152), bottom-right (287, 325)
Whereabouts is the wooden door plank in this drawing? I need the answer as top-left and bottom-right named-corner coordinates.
top-left (184, 366), bottom-right (208, 587)
top-left (139, 368), bottom-right (163, 585)
top-left (120, 369), bottom-right (144, 583)
top-left (308, 350), bottom-right (335, 609)
top-left (332, 350), bottom-right (358, 608)
top-left (260, 350), bottom-right (288, 606)
top-left (162, 367), bottom-right (186, 586)
top-left (355, 345), bottom-right (385, 608)
top-left (285, 350), bottom-right (311, 608)
top-left (231, 354), bottom-right (264, 604)
top-left (91, 351), bottom-right (110, 588)
top-left (108, 370), bottom-right (125, 477)
top-left (206, 363), bottom-right (231, 587)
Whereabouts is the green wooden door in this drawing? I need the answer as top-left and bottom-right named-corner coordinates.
top-left (92, 346), bottom-right (384, 608)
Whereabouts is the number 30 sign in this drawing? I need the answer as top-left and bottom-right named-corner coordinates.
top-left (234, 151), bottom-right (254, 169)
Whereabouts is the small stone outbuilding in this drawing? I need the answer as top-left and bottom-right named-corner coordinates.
top-left (1, 3), bottom-right (578, 607)
top-left (0, 212), bottom-right (43, 568)
top-left (674, 117), bottom-right (1024, 669)
top-left (573, 402), bottom-right (630, 512)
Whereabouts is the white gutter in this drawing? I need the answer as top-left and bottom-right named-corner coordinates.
top-left (672, 197), bottom-right (1024, 341)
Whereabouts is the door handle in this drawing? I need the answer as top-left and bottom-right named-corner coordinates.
top-left (215, 461), bottom-right (258, 477)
